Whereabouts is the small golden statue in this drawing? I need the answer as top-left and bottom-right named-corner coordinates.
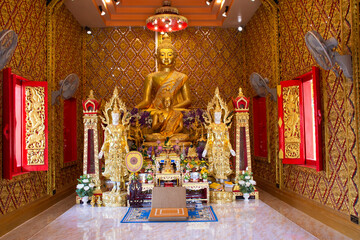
top-left (202, 88), bottom-right (235, 182)
top-left (99, 88), bottom-right (130, 192)
top-left (162, 155), bottom-right (174, 174)
top-left (136, 33), bottom-right (191, 110)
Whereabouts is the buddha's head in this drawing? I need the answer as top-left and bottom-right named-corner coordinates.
top-left (162, 90), bottom-right (173, 108)
top-left (112, 104), bottom-right (120, 124)
top-left (157, 34), bottom-right (177, 68)
top-left (214, 101), bottom-right (222, 124)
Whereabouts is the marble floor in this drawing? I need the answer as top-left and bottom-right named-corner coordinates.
top-left (1, 190), bottom-right (349, 240)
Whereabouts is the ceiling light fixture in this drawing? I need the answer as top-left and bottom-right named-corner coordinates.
top-left (238, 26), bottom-right (243, 32)
top-left (99, 5), bottom-right (106, 16)
top-left (114, 0), bottom-right (120, 5)
top-left (206, 0), bottom-right (213, 5)
top-left (85, 26), bottom-right (92, 35)
top-left (146, 0), bottom-right (188, 33)
top-left (222, 6), bottom-right (229, 17)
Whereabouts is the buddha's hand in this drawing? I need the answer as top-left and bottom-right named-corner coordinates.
top-left (230, 149), bottom-right (236, 156)
top-left (202, 150), bottom-right (207, 158)
top-left (99, 151), bottom-right (104, 159)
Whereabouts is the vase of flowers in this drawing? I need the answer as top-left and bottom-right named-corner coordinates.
top-left (147, 173), bottom-right (154, 184)
top-left (200, 168), bottom-right (208, 182)
top-left (183, 172), bottom-right (190, 183)
top-left (237, 169), bottom-right (256, 201)
top-left (76, 174), bottom-right (95, 204)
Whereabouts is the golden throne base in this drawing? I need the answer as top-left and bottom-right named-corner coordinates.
top-left (102, 191), bottom-right (127, 207)
top-left (210, 191), bottom-right (234, 204)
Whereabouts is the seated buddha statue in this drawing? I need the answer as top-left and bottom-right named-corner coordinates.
top-left (162, 155), bottom-right (174, 174)
top-left (145, 90), bottom-right (188, 141)
top-left (135, 33), bottom-right (191, 110)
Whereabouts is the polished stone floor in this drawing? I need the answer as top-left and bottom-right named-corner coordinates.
top-left (1, 190), bottom-right (349, 240)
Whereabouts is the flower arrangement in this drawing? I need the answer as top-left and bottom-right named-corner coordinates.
top-left (200, 167), bottom-right (208, 180)
top-left (237, 170), bottom-right (256, 194)
top-left (76, 175), bottom-right (95, 198)
top-left (183, 172), bottom-right (190, 182)
top-left (130, 172), bottom-right (139, 181)
top-left (146, 173), bottom-right (154, 183)
top-left (185, 162), bottom-right (194, 172)
top-left (129, 108), bottom-right (152, 128)
top-left (182, 109), bottom-right (205, 129)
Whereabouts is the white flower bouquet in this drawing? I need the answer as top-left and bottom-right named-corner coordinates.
top-left (76, 174), bottom-right (95, 198)
top-left (237, 169), bottom-right (256, 194)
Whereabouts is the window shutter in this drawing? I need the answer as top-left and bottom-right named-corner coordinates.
top-left (22, 81), bottom-right (48, 171)
top-left (278, 80), bottom-right (305, 165)
top-left (312, 67), bottom-right (323, 171)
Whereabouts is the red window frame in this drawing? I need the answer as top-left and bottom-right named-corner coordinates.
top-left (278, 67), bottom-right (322, 171)
top-left (252, 96), bottom-right (268, 158)
top-left (2, 68), bottom-right (48, 179)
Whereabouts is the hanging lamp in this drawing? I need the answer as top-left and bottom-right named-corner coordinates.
top-left (146, 0), bottom-right (188, 32)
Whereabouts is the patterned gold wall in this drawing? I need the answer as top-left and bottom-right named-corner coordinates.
top-left (0, 0), bottom-right (83, 215)
top-left (243, 3), bottom-right (278, 184)
top-left (0, 0), bottom-right (48, 215)
top-left (53, 4), bottom-right (83, 190)
top-left (83, 27), bottom-right (246, 108)
top-left (246, 0), bottom-right (359, 217)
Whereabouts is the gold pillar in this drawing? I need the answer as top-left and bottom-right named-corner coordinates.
top-left (82, 90), bottom-right (101, 193)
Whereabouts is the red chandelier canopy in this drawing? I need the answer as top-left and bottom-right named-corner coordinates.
top-left (146, 0), bottom-right (188, 33)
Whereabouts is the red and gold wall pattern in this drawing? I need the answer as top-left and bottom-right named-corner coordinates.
top-left (246, 0), bottom-right (359, 217)
top-left (0, 0), bottom-right (83, 215)
top-left (83, 27), bottom-right (246, 109)
top-left (0, 0), bottom-right (47, 215)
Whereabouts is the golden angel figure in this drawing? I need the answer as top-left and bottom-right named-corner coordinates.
top-left (98, 88), bottom-right (130, 192)
top-left (202, 88), bottom-right (235, 182)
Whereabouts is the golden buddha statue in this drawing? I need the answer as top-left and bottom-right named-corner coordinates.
top-left (146, 90), bottom-right (188, 141)
top-left (99, 88), bottom-right (130, 192)
top-left (136, 33), bottom-right (191, 111)
top-left (162, 155), bottom-right (174, 174)
top-left (202, 88), bottom-right (235, 182)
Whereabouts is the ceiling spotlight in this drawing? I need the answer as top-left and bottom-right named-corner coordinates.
top-left (222, 6), bottom-right (229, 17)
top-left (206, 0), bottom-right (213, 5)
top-left (238, 26), bottom-right (243, 32)
top-left (85, 26), bottom-right (92, 35)
top-left (114, 0), bottom-right (120, 5)
top-left (154, 25), bottom-right (158, 30)
top-left (237, 16), bottom-right (242, 23)
top-left (99, 5), bottom-right (105, 16)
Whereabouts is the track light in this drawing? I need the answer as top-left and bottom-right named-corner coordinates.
top-left (85, 26), bottom-right (92, 35)
top-left (238, 26), bottom-right (243, 32)
top-left (114, 0), bottom-right (120, 5)
top-left (99, 5), bottom-right (105, 16)
top-left (206, 0), bottom-right (213, 5)
top-left (222, 6), bottom-right (229, 17)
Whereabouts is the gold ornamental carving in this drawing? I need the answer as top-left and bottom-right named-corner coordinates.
top-left (282, 85), bottom-right (300, 159)
top-left (25, 86), bottom-right (46, 165)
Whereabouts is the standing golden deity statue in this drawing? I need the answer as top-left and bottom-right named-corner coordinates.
top-left (136, 33), bottom-right (191, 111)
top-left (202, 88), bottom-right (235, 182)
top-left (99, 88), bottom-right (130, 192)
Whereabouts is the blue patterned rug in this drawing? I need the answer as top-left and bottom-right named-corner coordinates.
top-left (121, 206), bottom-right (218, 223)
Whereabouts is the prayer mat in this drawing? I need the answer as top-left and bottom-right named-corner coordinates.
top-left (121, 206), bottom-right (218, 223)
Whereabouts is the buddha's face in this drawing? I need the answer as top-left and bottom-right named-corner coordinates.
top-left (159, 48), bottom-right (175, 66)
top-left (164, 97), bottom-right (172, 108)
top-left (214, 111), bottom-right (222, 123)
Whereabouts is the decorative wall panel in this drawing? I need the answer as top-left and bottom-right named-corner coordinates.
top-left (0, 0), bottom-right (83, 215)
top-left (83, 27), bottom-right (246, 109)
top-left (247, 0), bottom-right (359, 217)
top-left (53, 4), bottom-right (83, 190)
top-left (243, 3), bottom-right (278, 183)
top-left (0, 0), bottom-right (47, 215)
